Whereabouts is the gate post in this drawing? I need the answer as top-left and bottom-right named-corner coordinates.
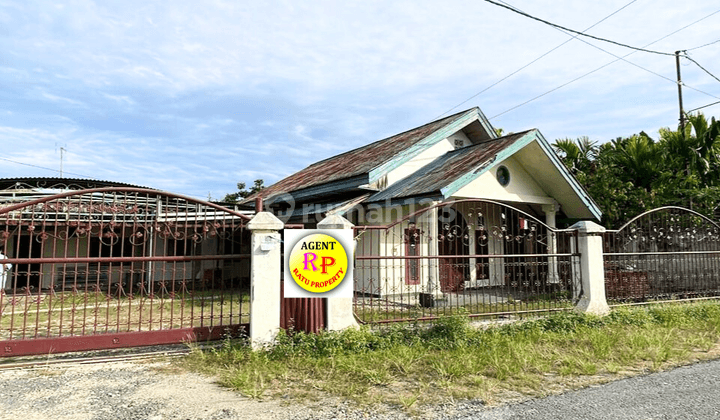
top-left (247, 211), bottom-right (284, 349)
top-left (318, 214), bottom-right (359, 331)
top-left (570, 221), bottom-right (610, 315)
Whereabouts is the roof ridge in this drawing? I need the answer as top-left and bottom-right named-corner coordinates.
top-left (305, 107), bottom-right (477, 169)
top-left (441, 128), bottom-right (536, 156)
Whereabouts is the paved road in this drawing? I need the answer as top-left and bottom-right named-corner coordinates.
top-left (1, 355), bottom-right (719, 419)
top-left (462, 359), bottom-right (720, 420)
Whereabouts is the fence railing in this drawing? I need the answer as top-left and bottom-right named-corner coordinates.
top-left (603, 207), bottom-right (720, 304)
top-left (352, 200), bottom-right (581, 324)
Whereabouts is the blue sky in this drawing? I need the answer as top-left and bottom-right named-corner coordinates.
top-left (1, 0), bottom-right (719, 200)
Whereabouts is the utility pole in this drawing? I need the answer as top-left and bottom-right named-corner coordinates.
top-left (675, 50), bottom-right (686, 133)
top-left (59, 147), bottom-right (66, 178)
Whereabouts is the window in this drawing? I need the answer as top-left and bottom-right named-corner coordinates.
top-left (89, 235), bottom-right (133, 258)
top-left (166, 238), bottom-right (195, 257)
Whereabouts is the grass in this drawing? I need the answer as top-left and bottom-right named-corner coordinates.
top-left (181, 301), bottom-right (720, 413)
top-left (354, 297), bottom-right (575, 323)
top-left (0, 290), bottom-right (250, 339)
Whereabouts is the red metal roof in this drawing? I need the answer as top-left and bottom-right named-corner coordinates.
top-left (247, 109), bottom-right (475, 201)
top-left (365, 130), bottom-right (534, 202)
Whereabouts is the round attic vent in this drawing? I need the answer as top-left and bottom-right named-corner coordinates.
top-left (496, 166), bottom-right (510, 187)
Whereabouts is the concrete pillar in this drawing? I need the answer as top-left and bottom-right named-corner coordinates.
top-left (247, 212), bottom-right (284, 349)
top-left (570, 220), bottom-right (610, 315)
top-left (317, 214), bottom-right (359, 331)
top-left (542, 202), bottom-right (560, 284)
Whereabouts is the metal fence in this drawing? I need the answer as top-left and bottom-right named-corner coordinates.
top-left (604, 206), bottom-right (720, 304)
top-left (0, 187), bottom-right (251, 356)
top-left (352, 200), bottom-right (581, 324)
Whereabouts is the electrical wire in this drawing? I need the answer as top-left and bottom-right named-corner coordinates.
top-left (432, 0), bottom-right (639, 120)
top-left (436, 4), bottom-right (720, 123)
top-left (482, 0), bottom-right (675, 56)
top-left (687, 100), bottom-right (720, 114)
top-left (683, 54), bottom-right (720, 85)
top-left (0, 156), bottom-right (93, 179)
top-left (687, 38), bottom-right (720, 52)
top-left (488, 7), bottom-right (720, 120)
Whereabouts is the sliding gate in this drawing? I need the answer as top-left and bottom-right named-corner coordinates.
top-left (0, 188), bottom-right (251, 356)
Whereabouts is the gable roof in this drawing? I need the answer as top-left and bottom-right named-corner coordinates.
top-left (366, 130), bottom-right (532, 203)
top-left (366, 129), bottom-right (602, 220)
top-left (247, 107), bottom-right (496, 203)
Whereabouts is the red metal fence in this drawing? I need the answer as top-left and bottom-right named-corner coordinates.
top-left (352, 200), bottom-right (581, 324)
top-left (0, 188), bottom-right (252, 356)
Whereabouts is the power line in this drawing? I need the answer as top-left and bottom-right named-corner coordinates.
top-left (488, 7), bottom-right (720, 120)
top-left (0, 156), bottom-right (93, 179)
top-left (687, 38), bottom-right (720, 52)
top-left (433, 0), bottom-right (639, 120)
top-left (687, 100), bottom-right (720, 114)
top-left (558, 25), bottom-right (720, 100)
top-left (683, 54), bottom-right (720, 85)
top-left (482, 0), bottom-right (675, 56)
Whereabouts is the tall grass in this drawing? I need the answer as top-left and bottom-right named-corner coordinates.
top-left (182, 302), bottom-right (720, 410)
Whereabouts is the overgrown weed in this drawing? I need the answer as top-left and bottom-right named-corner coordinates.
top-left (180, 301), bottom-right (720, 410)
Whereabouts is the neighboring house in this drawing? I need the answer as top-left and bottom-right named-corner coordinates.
top-left (249, 107), bottom-right (601, 297)
top-left (0, 178), bottom-right (251, 293)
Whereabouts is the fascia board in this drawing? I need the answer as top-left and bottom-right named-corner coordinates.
top-left (440, 130), bottom-right (538, 198)
top-left (368, 109), bottom-right (485, 184)
top-left (267, 174), bottom-right (369, 203)
top-left (477, 108), bottom-right (498, 140)
top-left (533, 131), bottom-right (603, 220)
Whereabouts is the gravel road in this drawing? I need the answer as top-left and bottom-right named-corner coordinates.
top-left (0, 356), bottom-right (718, 419)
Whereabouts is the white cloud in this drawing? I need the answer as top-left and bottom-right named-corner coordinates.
top-left (0, 0), bottom-right (719, 199)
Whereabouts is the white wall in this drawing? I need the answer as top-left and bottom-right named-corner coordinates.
top-left (354, 205), bottom-right (438, 297)
top-left (454, 155), bottom-right (555, 205)
top-left (379, 131), bottom-right (472, 189)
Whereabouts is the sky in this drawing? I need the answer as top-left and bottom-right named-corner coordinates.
top-left (1, 0), bottom-right (719, 200)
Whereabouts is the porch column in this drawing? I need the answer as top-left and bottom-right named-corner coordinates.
top-left (468, 205), bottom-right (477, 286)
top-left (247, 211), bottom-right (284, 349)
top-left (317, 214), bottom-right (359, 331)
top-left (427, 205), bottom-right (440, 295)
top-left (542, 202), bottom-right (560, 284)
top-left (570, 221), bottom-right (610, 315)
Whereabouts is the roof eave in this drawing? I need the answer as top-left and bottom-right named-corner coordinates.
top-left (440, 130), bottom-right (538, 198)
top-left (367, 108), bottom-right (494, 185)
top-left (439, 130), bottom-right (602, 221)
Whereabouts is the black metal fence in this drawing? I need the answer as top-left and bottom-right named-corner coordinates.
top-left (604, 206), bottom-right (720, 303)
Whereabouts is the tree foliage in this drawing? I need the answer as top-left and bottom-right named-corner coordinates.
top-left (553, 113), bottom-right (720, 228)
top-left (223, 179), bottom-right (265, 203)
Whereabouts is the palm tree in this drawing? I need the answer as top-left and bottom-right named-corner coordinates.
top-left (610, 134), bottom-right (661, 191)
top-left (552, 137), bottom-right (597, 175)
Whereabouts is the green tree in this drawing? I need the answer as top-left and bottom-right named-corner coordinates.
top-left (223, 179), bottom-right (265, 203)
top-left (552, 136), bottom-right (597, 175)
top-left (552, 113), bottom-right (720, 227)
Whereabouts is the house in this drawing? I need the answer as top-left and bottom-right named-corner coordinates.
top-left (0, 178), bottom-right (251, 293)
top-left (249, 107), bottom-right (601, 297)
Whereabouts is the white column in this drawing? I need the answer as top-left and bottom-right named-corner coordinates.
top-left (467, 204), bottom-right (477, 287)
top-left (427, 205), bottom-right (439, 295)
top-left (247, 212), bottom-right (284, 349)
top-left (318, 214), bottom-right (359, 331)
top-left (542, 202), bottom-right (560, 285)
top-left (570, 220), bottom-right (610, 315)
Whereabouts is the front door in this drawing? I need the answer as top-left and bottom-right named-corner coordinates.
top-left (438, 207), bottom-right (469, 293)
